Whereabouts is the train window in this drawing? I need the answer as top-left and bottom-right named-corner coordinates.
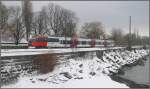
top-left (96, 42), bottom-right (99, 45)
top-left (99, 42), bottom-right (102, 45)
top-left (60, 40), bottom-right (63, 44)
top-left (35, 38), bottom-right (47, 42)
top-left (42, 38), bottom-right (47, 42)
top-left (29, 39), bottom-right (35, 42)
top-left (61, 40), bottom-right (70, 44)
top-left (47, 38), bottom-right (59, 42)
top-left (67, 41), bottom-right (71, 44)
top-left (62, 40), bottom-right (66, 44)
top-left (33, 39), bottom-right (36, 42)
top-left (79, 41), bottom-right (82, 44)
top-left (107, 42), bottom-right (110, 45)
top-left (35, 38), bottom-right (39, 41)
top-left (82, 41), bottom-right (86, 44)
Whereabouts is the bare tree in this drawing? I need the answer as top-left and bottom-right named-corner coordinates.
top-left (32, 7), bottom-right (48, 36)
top-left (8, 6), bottom-right (25, 45)
top-left (0, 1), bottom-right (9, 42)
top-left (80, 21), bottom-right (105, 39)
top-left (60, 9), bottom-right (78, 37)
top-left (22, 0), bottom-right (33, 41)
top-left (46, 3), bottom-right (78, 37)
top-left (124, 33), bottom-right (145, 46)
top-left (46, 3), bottom-right (61, 36)
top-left (110, 28), bottom-right (125, 46)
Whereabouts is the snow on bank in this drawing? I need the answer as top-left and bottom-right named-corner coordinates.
top-left (2, 49), bottom-right (149, 88)
top-left (2, 57), bottom-right (129, 88)
top-left (100, 49), bottom-right (149, 74)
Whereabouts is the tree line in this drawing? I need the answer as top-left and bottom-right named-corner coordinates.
top-left (0, 1), bottom-right (77, 44)
top-left (0, 1), bottom-right (149, 46)
top-left (109, 28), bottom-right (149, 46)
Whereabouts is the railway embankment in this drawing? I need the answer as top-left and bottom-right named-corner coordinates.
top-left (1, 48), bottom-right (149, 88)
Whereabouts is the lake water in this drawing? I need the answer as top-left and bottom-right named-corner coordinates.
top-left (118, 56), bottom-right (149, 85)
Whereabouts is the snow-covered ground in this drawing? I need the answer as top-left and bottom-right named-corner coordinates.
top-left (2, 74), bottom-right (128, 88)
top-left (2, 57), bottom-right (129, 88)
top-left (1, 49), bottom-right (149, 88)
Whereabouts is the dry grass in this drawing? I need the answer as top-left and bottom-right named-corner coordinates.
top-left (32, 53), bottom-right (60, 74)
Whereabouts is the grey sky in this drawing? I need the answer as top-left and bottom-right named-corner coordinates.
top-left (2, 1), bottom-right (149, 36)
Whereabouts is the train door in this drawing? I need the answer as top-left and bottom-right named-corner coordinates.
top-left (70, 33), bottom-right (78, 48)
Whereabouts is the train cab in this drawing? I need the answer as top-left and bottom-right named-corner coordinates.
top-left (28, 35), bottom-right (48, 48)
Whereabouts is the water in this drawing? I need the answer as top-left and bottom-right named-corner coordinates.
top-left (118, 56), bottom-right (149, 85)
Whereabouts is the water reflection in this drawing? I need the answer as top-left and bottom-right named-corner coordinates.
top-left (118, 56), bottom-right (149, 86)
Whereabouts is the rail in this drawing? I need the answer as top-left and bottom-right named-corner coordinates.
top-left (1, 45), bottom-right (145, 57)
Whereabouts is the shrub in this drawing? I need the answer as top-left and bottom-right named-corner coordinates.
top-left (32, 53), bottom-right (60, 74)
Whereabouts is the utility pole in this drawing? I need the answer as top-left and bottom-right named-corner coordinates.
top-left (128, 16), bottom-right (132, 50)
top-left (0, 29), bottom-right (1, 58)
top-left (137, 29), bottom-right (139, 38)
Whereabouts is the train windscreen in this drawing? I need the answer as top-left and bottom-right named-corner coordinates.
top-left (47, 38), bottom-right (59, 42)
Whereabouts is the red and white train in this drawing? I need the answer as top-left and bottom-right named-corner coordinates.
top-left (28, 35), bottom-right (114, 48)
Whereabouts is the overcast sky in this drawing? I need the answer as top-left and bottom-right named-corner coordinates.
top-left (2, 1), bottom-right (149, 36)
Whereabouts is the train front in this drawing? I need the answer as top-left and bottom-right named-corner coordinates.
top-left (28, 35), bottom-right (48, 48)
